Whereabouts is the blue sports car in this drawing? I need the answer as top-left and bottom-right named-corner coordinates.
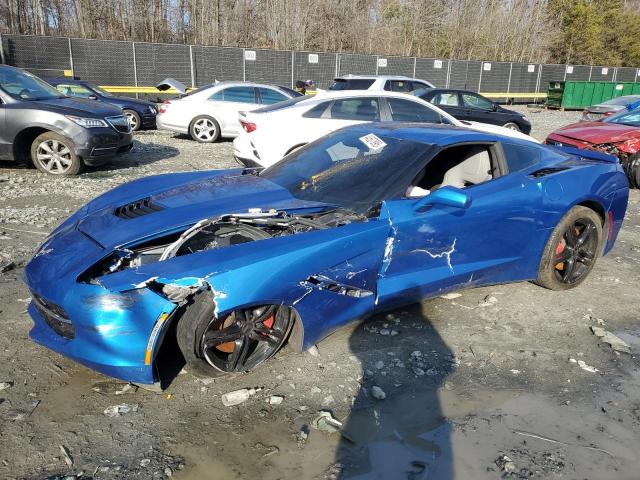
top-left (23, 124), bottom-right (629, 387)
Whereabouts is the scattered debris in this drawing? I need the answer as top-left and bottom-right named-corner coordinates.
top-left (478, 295), bottom-right (498, 307)
top-left (569, 358), bottom-right (599, 373)
top-left (370, 386), bottom-right (386, 400)
top-left (311, 411), bottom-right (343, 433)
top-left (0, 261), bottom-right (15, 273)
top-left (267, 395), bottom-right (284, 405)
top-left (103, 404), bottom-right (139, 417)
top-left (374, 360), bottom-right (385, 370)
top-left (221, 387), bottom-right (261, 407)
top-left (307, 345), bottom-right (320, 357)
top-left (0, 381), bottom-right (13, 390)
top-left (495, 454), bottom-right (516, 474)
top-left (59, 445), bottom-right (73, 469)
top-left (590, 326), bottom-right (631, 354)
top-left (440, 292), bottom-right (462, 300)
top-left (140, 459), bottom-right (151, 468)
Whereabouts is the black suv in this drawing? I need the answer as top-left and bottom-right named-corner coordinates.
top-left (0, 65), bottom-right (133, 175)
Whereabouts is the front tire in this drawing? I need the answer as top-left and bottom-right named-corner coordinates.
top-left (176, 292), bottom-right (293, 378)
top-left (30, 132), bottom-right (82, 176)
top-left (502, 121), bottom-right (521, 131)
top-left (535, 206), bottom-right (602, 290)
top-left (189, 116), bottom-right (220, 143)
top-left (623, 153), bottom-right (640, 189)
top-left (123, 109), bottom-right (141, 131)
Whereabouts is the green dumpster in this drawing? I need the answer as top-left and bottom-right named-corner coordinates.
top-left (545, 81), bottom-right (565, 108)
top-left (546, 81), bottom-right (640, 110)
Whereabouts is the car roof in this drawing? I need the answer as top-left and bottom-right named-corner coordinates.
top-left (296, 90), bottom-right (437, 103)
top-left (334, 74), bottom-right (418, 81)
top-left (344, 122), bottom-right (499, 145)
top-left (203, 81), bottom-right (290, 90)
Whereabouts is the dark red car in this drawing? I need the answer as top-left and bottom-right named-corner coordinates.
top-left (546, 108), bottom-right (640, 188)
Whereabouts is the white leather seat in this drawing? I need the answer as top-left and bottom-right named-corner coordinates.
top-left (441, 148), bottom-right (492, 188)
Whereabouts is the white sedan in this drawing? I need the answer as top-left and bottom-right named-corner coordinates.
top-left (233, 91), bottom-right (538, 168)
top-left (156, 81), bottom-right (299, 143)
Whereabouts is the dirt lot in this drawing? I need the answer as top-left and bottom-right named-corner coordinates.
top-left (1, 108), bottom-right (640, 480)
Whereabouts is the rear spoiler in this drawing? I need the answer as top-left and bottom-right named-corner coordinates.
top-left (553, 145), bottom-right (619, 163)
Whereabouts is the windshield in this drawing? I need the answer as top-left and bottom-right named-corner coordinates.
top-left (329, 79), bottom-right (375, 90)
top-left (604, 108), bottom-right (640, 127)
top-left (253, 95), bottom-right (309, 113)
top-left (261, 129), bottom-right (433, 213)
top-left (92, 85), bottom-right (113, 97)
top-left (0, 68), bottom-right (65, 101)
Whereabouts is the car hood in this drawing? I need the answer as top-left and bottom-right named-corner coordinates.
top-left (107, 96), bottom-right (156, 108)
top-left (72, 169), bottom-right (331, 249)
top-left (552, 121), bottom-right (640, 144)
top-left (587, 105), bottom-right (624, 114)
top-left (21, 97), bottom-right (124, 117)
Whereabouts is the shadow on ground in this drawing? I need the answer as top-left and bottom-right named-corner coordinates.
top-left (335, 303), bottom-right (455, 479)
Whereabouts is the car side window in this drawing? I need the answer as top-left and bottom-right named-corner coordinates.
top-left (462, 93), bottom-right (494, 110)
top-left (258, 87), bottom-right (288, 105)
top-left (303, 101), bottom-right (330, 118)
top-left (431, 92), bottom-right (459, 107)
top-left (387, 98), bottom-right (446, 124)
top-left (384, 80), bottom-right (411, 92)
top-left (501, 142), bottom-right (541, 172)
top-left (329, 98), bottom-right (380, 121)
top-left (211, 86), bottom-right (256, 103)
top-left (410, 81), bottom-right (429, 91)
top-left (55, 84), bottom-right (94, 98)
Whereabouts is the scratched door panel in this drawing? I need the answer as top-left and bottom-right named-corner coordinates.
top-left (375, 174), bottom-right (543, 306)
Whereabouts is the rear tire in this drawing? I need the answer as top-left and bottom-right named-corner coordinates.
top-left (189, 116), bottom-right (220, 143)
top-left (176, 292), bottom-right (293, 378)
top-left (535, 206), bottom-right (602, 291)
top-left (502, 122), bottom-right (521, 131)
top-left (30, 132), bottom-right (82, 176)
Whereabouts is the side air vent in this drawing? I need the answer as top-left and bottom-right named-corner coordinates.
top-left (529, 167), bottom-right (569, 178)
top-left (114, 197), bottom-right (163, 219)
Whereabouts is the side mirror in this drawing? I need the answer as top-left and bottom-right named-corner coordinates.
top-left (413, 186), bottom-right (471, 212)
top-left (492, 103), bottom-right (499, 111)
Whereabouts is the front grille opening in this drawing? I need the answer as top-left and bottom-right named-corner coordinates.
top-left (115, 197), bottom-right (163, 219)
top-left (32, 293), bottom-right (74, 339)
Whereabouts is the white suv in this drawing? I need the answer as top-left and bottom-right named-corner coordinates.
top-left (329, 75), bottom-right (435, 92)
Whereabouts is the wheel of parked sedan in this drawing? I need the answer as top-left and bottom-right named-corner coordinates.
top-left (189, 116), bottom-right (220, 143)
top-left (30, 132), bottom-right (82, 176)
top-left (176, 292), bottom-right (294, 377)
top-left (535, 206), bottom-right (602, 290)
top-left (123, 109), bottom-right (141, 131)
top-left (502, 122), bottom-right (521, 131)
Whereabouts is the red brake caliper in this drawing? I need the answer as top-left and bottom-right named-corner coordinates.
top-left (262, 314), bottom-right (275, 329)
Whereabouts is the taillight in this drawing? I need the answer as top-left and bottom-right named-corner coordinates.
top-left (159, 100), bottom-right (170, 114)
top-left (240, 120), bottom-right (257, 133)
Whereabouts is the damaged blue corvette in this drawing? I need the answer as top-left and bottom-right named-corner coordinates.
top-left (24, 124), bottom-right (628, 386)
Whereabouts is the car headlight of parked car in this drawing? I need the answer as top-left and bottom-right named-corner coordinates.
top-left (66, 116), bottom-right (109, 128)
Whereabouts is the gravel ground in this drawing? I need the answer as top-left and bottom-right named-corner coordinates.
top-left (1, 110), bottom-right (640, 480)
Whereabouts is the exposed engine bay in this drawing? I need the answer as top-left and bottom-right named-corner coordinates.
top-left (81, 209), bottom-right (365, 283)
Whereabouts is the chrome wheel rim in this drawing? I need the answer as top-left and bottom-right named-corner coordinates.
top-left (504, 123), bottom-right (519, 131)
top-left (124, 111), bottom-right (139, 130)
top-left (36, 140), bottom-right (73, 174)
top-left (193, 118), bottom-right (216, 141)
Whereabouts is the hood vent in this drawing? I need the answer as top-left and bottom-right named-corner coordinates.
top-left (114, 197), bottom-right (163, 219)
top-left (529, 167), bottom-right (569, 178)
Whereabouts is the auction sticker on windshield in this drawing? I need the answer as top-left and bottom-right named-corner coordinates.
top-left (359, 133), bottom-right (387, 152)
